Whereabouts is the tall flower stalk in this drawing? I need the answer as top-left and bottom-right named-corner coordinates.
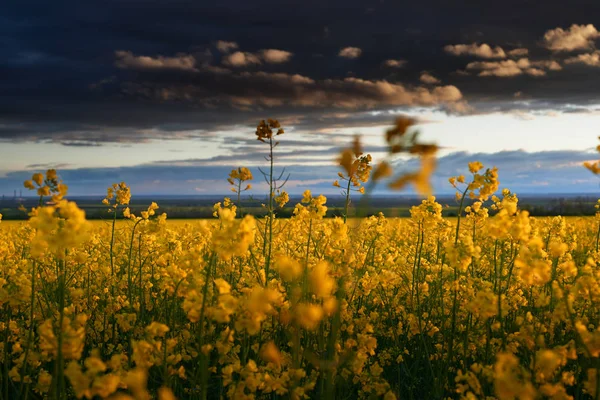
top-left (228, 167), bottom-right (253, 218)
top-left (333, 137), bottom-right (372, 223)
top-left (101, 182), bottom-right (131, 345)
top-left (20, 170), bottom-right (67, 398)
top-left (255, 119), bottom-right (288, 283)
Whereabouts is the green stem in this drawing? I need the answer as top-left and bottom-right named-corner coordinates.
top-left (19, 261), bottom-right (37, 398)
top-left (264, 136), bottom-right (275, 284)
top-left (196, 253), bottom-right (215, 400)
top-left (343, 178), bottom-right (352, 224)
top-left (447, 186), bottom-right (468, 390)
top-left (324, 275), bottom-right (345, 399)
top-left (237, 179), bottom-right (242, 218)
top-left (126, 220), bottom-right (142, 309)
top-left (3, 306), bottom-right (11, 400)
top-left (596, 222), bottom-right (600, 253)
top-left (109, 207), bottom-right (117, 344)
top-left (17, 195), bottom-right (45, 398)
top-left (110, 206), bottom-right (117, 277)
top-left (53, 260), bottom-right (66, 400)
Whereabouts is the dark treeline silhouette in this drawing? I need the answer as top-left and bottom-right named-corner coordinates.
top-left (518, 196), bottom-right (598, 217)
top-left (0, 194), bottom-right (598, 220)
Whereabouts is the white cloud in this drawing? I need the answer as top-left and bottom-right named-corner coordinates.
top-left (260, 49), bottom-right (293, 63)
top-left (531, 60), bottom-right (562, 71)
top-left (117, 48), bottom-right (302, 74)
top-left (383, 59), bottom-right (407, 68)
top-left (114, 50), bottom-right (196, 71)
top-left (315, 77), bottom-right (462, 107)
top-left (444, 43), bottom-right (506, 59)
top-left (565, 51), bottom-right (600, 67)
top-left (242, 71), bottom-right (315, 85)
top-left (216, 40), bottom-right (239, 53)
top-left (420, 72), bottom-right (441, 84)
top-left (220, 49), bottom-right (293, 66)
top-left (126, 68), bottom-right (464, 109)
top-left (222, 51), bottom-right (262, 67)
top-left (338, 47), bottom-right (362, 59)
top-left (543, 24), bottom-right (600, 52)
top-left (508, 48), bottom-right (529, 57)
top-left (525, 68), bottom-right (546, 77)
top-left (453, 70), bottom-right (471, 76)
top-left (113, 48), bottom-right (464, 110)
top-left (465, 58), bottom-right (561, 77)
top-left (467, 59), bottom-right (528, 77)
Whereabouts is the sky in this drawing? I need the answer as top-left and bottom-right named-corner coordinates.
top-left (1, 0), bottom-right (600, 196)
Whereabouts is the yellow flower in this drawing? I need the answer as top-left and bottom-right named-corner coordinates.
top-left (260, 341), bottom-right (283, 366)
top-left (585, 368), bottom-right (598, 398)
top-left (46, 169), bottom-right (57, 181)
top-left (37, 186), bottom-right (50, 197)
top-left (275, 255), bottom-right (303, 282)
top-left (337, 137), bottom-right (372, 187)
top-left (103, 182), bottom-right (131, 206)
top-left (388, 154), bottom-right (436, 196)
top-left (383, 391), bottom-right (397, 400)
top-left (494, 353), bottom-right (536, 400)
top-left (584, 161), bottom-right (600, 174)
top-left (146, 321), bottom-right (170, 338)
top-left (309, 261), bottom-right (335, 299)
top-left (296, 303), bottom-right (324, 330)
top-left (214, 278), bottom-right (231, 294)
top-left (36, 370), bottom-right (52, 394)
top-left (373, 161), bottom-right (392, 181)
top-left (229, 167), bottom-right (254, 194)
top-left (275, 191), bottom-right (289, 207)
top-left (468, 161), bottom-right (484, 173)
top-left (158, 387), bottom-right (177, 400)
top-left (32, 173), bottom-right (44, 186)
top-left (302, 190), bottom-right (312, 204)
top-left (256, 119), bottom-right (284, 142)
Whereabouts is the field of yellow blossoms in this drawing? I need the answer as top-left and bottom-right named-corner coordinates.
top-left (1, 119), bottom-right (600, 400)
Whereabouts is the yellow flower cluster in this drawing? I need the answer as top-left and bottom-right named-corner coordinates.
top-left (228, 167), bottom-right (253, 194)
top-left (228, 167), bottom-right (253, 185)
top-left (212, 202), bottom-right (256, 260)
top-left (255, 118), bottom-right (284, 142)
top-left (335, 136), bottom-right (372, 193)
top-left (274, 190), bottom-right (290, 208)
top-left (24, 169), bottom-right (68, 202)
top-left (449, 161), bottom-right (500, 201)
top-left (293, 190), bottom-right (328, 219)
top-left (102, 182), bottom-right (131, 208)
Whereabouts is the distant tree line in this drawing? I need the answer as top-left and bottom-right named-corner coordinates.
top-left (518, 196), bottom-right (598, 217)
top-left (0, 196), bottom-right (598, 220)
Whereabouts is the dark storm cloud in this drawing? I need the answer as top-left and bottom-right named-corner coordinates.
top-left (2, 149), bottom-right (596, 196)
top-left (0, 164), bottom-right (343, 196)
top-left (398, 149), bottom-right (599, 194)
top-left (3, 0), bottom-right (600, 143)
top-left (24, 163), bottom-right (73, 169)
top-left (59, 141), bottom-right (103, 147)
